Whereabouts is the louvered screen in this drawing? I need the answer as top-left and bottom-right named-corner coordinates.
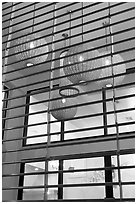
top-left (2, 2), bottom-right (135, 202)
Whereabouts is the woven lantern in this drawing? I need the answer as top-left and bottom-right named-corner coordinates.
top-left (96, 51), bottom-right (126, 87)
top-left (50, 91), bottom-right (77, 121)
top-left (59, 67), bottom-right (79, 98)
top-left (14, 33), bottom-right (49, 66)
top-left (63, 45), bottom-right (100, 84)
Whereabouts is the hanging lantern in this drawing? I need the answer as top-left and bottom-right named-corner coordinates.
top-left (59, 67), bottom-right (79, 98)
top-left (63, 45), bottom-right (100, 84)
top-left (96, 51), bottom-right (126, 87)
top-left (14, 33), bottom-right (49, 66)
top-left (50, 91), bottom-right (77, 121)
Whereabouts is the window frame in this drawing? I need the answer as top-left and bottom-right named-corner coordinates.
top-left (2, 85), bottom-right (9, 140)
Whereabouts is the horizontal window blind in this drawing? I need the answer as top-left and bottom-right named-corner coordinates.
top-left (2, 2), bottom-right (135, 202)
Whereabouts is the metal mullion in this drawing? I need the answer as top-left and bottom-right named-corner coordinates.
top-left (2, 181), bottom-right (135, 190)
top-left (2, 33), bottom-right (135, 77)
top-left (3, 134), bottom-right (135, 155)
top-left (2, 2), bottom-right (55, 24)
top-left (2, 2), bottom-right (122, 39)
top-left (2, 2), bottom-right (55, 20)
top-left (2, 56), bottom-right (135, 91)
top-left (2, 108), bottom-right (135, 144)
top-left (2, 3), bottom-right (80, 37)
top-left (3, 198), bottom-right (135, 202)
top-left (2, 3), bottom-right (133, 44)
top-left (2, 100), bottom-right (134, 122)
top-left (2, 122), bottom-right (135, 154)
top-left (2, 2), bottom-right (99, 31)
top-left (2, 165), bottom-right (135, 178)
top-left (2, 94), bottom-right (135, 131)
top-left (2, 28), bottom-right (135, 74)
top-left (2, 2), bottom-right (21, 12)
top-left (2, 80), bottom-right (135, 104)
top-left (2, 2), bottom-right (77, 25)
top-left (2, 55), bottom-right (135, 93)
top-left (2, 107), bottom-right (135, 137)
top-left (2, 15), bottom-right (134, 55)
top-left (2, 148), bottom-right (135, 165)
top-left (2, 86), bottom-right (135, 113)
top-left (2, 133), bottom-right (135, 153)
top-left (3, 36), bottom-right (135, 84)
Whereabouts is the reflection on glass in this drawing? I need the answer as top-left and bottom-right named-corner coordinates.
top-left (112, 154), bottom-right (135, 199)
top-left (23, 189), bottom-right (44, 200)
top-left (22, 161), bottom-right (59, 200)
top-left (63, 157), bottom-right (104, 199)
top-left (26, 91), bottom-right (60, 145)
top-left (63, 186), bottom-right (105, 199)
top-left (106, 87), bottom-right (135, 135)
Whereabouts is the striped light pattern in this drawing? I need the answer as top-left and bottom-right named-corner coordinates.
top-left (96, 51), bottom-right (126, 87)
top-left (50, 91), bottom-right (77, 121)
top-left (14, 33), bottom-right (49, 66)
top-left (63, 45), bottom-right (100, 84)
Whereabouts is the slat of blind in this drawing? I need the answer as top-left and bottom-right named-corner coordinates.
top-left (2, 165), bottom-right (135, 177)
top-left (2, 181), bottom-right (135, 190)
top-left (2, 33), bottom-right (135, 76)
top-left (2, 2), bottom-right (100, 30)
top-left (2, 57), bottom-right (135, 93)
top-left (2, 148), bottom-right (135, 166)
top-left (2, 2), bottom-right (127, 39)
top-left (2, 2), bottom-right (135, 201)
top-left (2, 81), bottom-right (135, 103)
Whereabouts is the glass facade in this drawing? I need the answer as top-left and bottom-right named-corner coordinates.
top-left (2, 2), bottom-right (135, 202)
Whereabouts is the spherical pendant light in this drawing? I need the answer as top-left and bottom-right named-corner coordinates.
top-left (14, 33), bottom-right (49, 66)
top-left (50, 91), bottom-right (77, 121)
top-left (63, 45), bottom-right (100, 84)
top-left (96, 51), bottom-right (126, 87)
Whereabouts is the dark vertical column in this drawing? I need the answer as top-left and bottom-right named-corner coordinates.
top-left (58, 159), bottom-right (63, 199)
top-left (17, 163), bottom-right (25, 200)
top-left (102, 88), bottom-right (114, 199)
top-left (104, 155), bottom-right (113, 198)
top-left (2, 86), bottom-right (9, 140)
top-left (58, 121), bottom-right (64, 199)
top-left (23, 91), bottom-right (30, 146)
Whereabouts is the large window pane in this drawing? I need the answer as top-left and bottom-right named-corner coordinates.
top-left (112, 154), bottom-right (135, 199)
top-left (25, 90), bottom-right (61, 145)
top-left (64, 92), bottom-right (103, 140)
top-left (63, 157), bottom-right (105, 199)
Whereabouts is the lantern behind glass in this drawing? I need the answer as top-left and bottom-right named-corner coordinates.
top-left (50, 91), bottom-right (77, 121)
top-left (63, 45), bottom-right (100, 84)
top-left (14, 33), bottom-right (49, 66)
top-left (96, 51), bottom-right (126, 87)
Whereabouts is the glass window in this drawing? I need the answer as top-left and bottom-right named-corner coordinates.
top-left (106, 86), bottom-right (135, 135)
top-left (2, 86), bottom-right (9, 140)
top-left (64, 92), bottom-right (104, 140)
top-left (63, 157), bottom-right (105, 199)
top-left (24, 89), bottom-right (61, 145)
top-left (22, 161), bottom-right (58, 200)
top-left (112, 154), bottom-right (135, 199)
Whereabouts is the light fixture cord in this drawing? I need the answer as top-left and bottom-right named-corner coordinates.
top-left (68, 10), bottom-right (72, 47)
top-left (108, 2), bottom-right (123, 200)
top-left (81, 2), bottom-right (84, 42)
top-left (32, 3), bottom-right (36, 33)
top-left (3, 3), bottom-right (15, 78)
top-left (102, 21), bottom-right (108, 51)
top-left (44, 3), bottom-right (57, 201)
